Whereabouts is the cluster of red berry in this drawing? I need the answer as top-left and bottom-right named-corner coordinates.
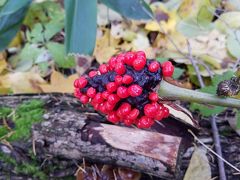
top-left (74, 51), bottom-right (174, 128)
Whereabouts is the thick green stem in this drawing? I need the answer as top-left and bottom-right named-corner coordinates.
top-left (159, 80), bottom-right (240, 108)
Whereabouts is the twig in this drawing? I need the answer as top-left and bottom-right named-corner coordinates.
top-left (198, 60), bottom-right (214, 78)
top-left (210, 115), bottom-right (227, 180)
top-left (188, 129), bottom-right (240, 173)
top-left (186, 40), bottom-right (205, 88)
top-left (233, 58), bottom-right (240, 71)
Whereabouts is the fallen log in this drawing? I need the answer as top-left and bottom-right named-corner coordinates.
top-left (0, 94), bottom-right (193, 179)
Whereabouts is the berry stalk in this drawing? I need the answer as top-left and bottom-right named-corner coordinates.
top-left (159, 80), bottom-right (240, 108)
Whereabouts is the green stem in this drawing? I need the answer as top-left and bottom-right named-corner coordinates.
top-left (159, 80), bottom-right (240, 108)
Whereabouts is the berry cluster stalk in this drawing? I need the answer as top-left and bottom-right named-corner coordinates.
top-left (159, 80), bottom-right (240, 108)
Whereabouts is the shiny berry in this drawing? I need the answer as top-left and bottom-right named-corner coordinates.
top-left (117, 86), bottom-right (129, 98)
top-left (128, 84), bottom-right (142, 97)
top-left (99, 64), bottom-right (108, 74)
top-left (74, 77), bottom-right (88, 88)
top-left (79, 95), bottom-right (89, 104)
top-left (144, 104), bottom-right (158, 118)
top-left (109, 57), bottom-right (117, 70)
top-left (92, 93), bottom-right (104, 103)
top-left (124, 52), bottom-right (135, 65)
top-left (132, 56), bottom-right (146, 71)
top-left (148, 61), bottom-right (160, 72)
top-left (149, 92), bottom-right (159, 102)
top-left (115, 75), bottom-right (123, 85)
top-left (115, 63), bottom-right (126, 75)
top-left (127, 108), bottom-right (139, 120)
top-left (116, 55), bottom-right (125, 63)
top-left (137, 116), bottom-right (154, 128)
top-left (99, 102), bottom-right (108, 113)
top-left (108, 94), bottom-right (120, 105)
top-left (124, 119), bottom-right (134, 126)
top-left (74, 89), bottom-right (82, 98)
top-left (106, 82), bottom-right (117, 93)
top-left (89, 70), bottom-right (98, 77)
top-left (162, 61), bottom-right (174, 77)
top-left (163, 106), bottom-right (170, 118)
top-left (155, 110), bottom-right (164, 121)
top-left (136, 51), bottom-right (146, 58)
top-left (105, 101), bottom-right (115, 111)
top-left (119, 103), bottom-right (131, 116)
top-left (122, 75), bottom-right (133, 84)
top-left (107, 112), bottom-right (120, 123)
top-left (86, 87), bottom-right (96, 98)
top-left (102, 91), bottom-right (110, 99)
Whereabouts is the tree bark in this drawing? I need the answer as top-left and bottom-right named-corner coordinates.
top-left (0, 94), bottom-right (194, 179)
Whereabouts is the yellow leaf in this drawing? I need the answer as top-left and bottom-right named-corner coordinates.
top-left (8, 32), bottom-right (22, 48)
top-left (7, 72), bottom-right (46, 94)
top-left (39, 70), bottom-right (78, 93)
top-left (0, 52), bottom-right (7, 74)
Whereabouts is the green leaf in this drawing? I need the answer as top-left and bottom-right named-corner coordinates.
top-left (26, 23), bottom-right (44, 43)
top-left (190, 71), bottom-right (235, 116)
top-left (237, 111), bottom-right (240, 129)
top-left (101, 0), bottom-right (153, 20)
top-left (46, 42), bottom-right (75, 68)
top-left (44, 21), bottom-right (63, 41)
top-left (0, 0), bottom-right (32, 50)
top-left (64, 0), bottom-right (97, 55)
top-left (173, 67), bottom-right (184, 79)
top-left (0, 0), bottom-right (7, 7)
top-left (156, 57), bottom-right (169, 63)
top-left (226, 31), bottom-right (240, 58)
top-left (177, 18), bottom-right (213, 37)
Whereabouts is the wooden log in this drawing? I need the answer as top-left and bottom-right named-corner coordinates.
top-left (0, 94), bottom-right (191, 179)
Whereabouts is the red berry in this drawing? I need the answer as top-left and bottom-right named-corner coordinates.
top-left (144, 104), bottom-right (158, 118)
top-left (92, 93), bottom-right (104, 103)
top-left (115, 63), bottom-right (126, 75)
top-left (124, 119), bottom-right (134, 126)
top-left (89, 70), bottom-right (98, 77)
top-left (105, 101), bottom-right (115, 111)
top-left (122, 75), bottom-right (133, 84)
top-left (149, 92), bottom-right (159, 102)
top-left (127, 108), bottom-right (139, 120)
top-left (162, 61), bottom-right (174, 77)
top-left (79, 95), bottom-right (89, 104)
top-left (106, 82), bottom-right (117, 93)
top-left (115, 75), bottom-right (123, 85)
top-left (86, 87), bottom-right (96, 98)
top-left (117, 86), bottom-right (129, 98)
top-left (163, 106), bottom-right (170, 118)
top-left (124, 52), bottom-right (135, 65)
top-left (136, 51), bottom-right (146, 58)
top-left (155, 110), bottom-right (164, 121)
top-left (74, 89), bottom-right (82, 98)
top-left (107, 94), bottom-right (120, 105)
top-left (119, 103), bottom-right (131, 116)
top-left (99, 64), bottom-right (108, 74)
top-left (116, 54), bottom-right (125, 63)
top-left (137, 116), bottom-right (154, 128)
top-left (74, 77), bottom-right (88, 88)
top-left (102, 91), bottom-right (110, 99)
top-left (107, 112), bottom-right (120, 123)
top-left (128, 84), bottom-right (142, 97)
top-left (109, 57), bottom-right (117, 70)
top-left (99, 102), bottom-right (108, 113)
top-left (148, 61), bottom-right (160, 72)
top-left (116, 107), bottom-right (124, 118)
top-left (132, 55), bottom-right (146, 71)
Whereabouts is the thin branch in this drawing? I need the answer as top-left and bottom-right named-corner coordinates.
top-left (186, 40), bottom-right (205, 88)
top-left (210, 116), bottom-right (227, 180)
top-left (188, 129), bottom-right (240, 173)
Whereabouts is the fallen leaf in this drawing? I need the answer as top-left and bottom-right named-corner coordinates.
top-left (184, 148), bottom-right (211, 180)
top-left (6, 72), bottom-right (46, 94)
top-left (0, 52), bottom-right (7, 74)
top-left (39, 70), bottom-right (78, 93)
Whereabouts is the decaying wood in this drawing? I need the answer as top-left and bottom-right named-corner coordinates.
top-left (0, 94), bottom-right (193, 179)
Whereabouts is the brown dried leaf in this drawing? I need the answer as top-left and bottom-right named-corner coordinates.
top-left (39, 70), bottom-right (78, 93)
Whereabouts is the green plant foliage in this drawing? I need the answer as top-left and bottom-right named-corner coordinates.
top-left (64, 0), bottom-right (97, 55)
top-left (0, 152), bottom-right (47, 180)
top-left (190, 71), bottom-right (235, 116)
top-left (0, 0), bottom-right (32, 50)
top-left (101, 0), bottom-right (153, 20)
top-left (46, 42), bottom-right (75, 68)
top-left (0, 100), bottom-right (45, 141)
top-left (226, 31), bottom-right (240, 58)
top-left (173, 67), bottom-right (184, 79)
